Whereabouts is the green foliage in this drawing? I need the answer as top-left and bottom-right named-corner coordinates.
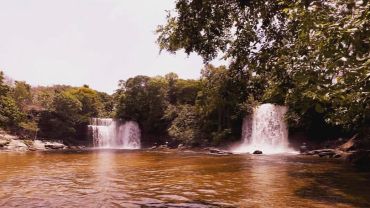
top-left (0, 71), bottom-right (112, 142)
top-left (164, 72), bottom-right (201, 105)
top-left (0, 96), bottom-right (23, 128)
top-left (53, 91), bottom-right (83, 121)
top-left (115, 66), bottom-right (247, 145)
top-left (115, 75), bottom-right (168, 135)
top-left (68, 86), bottom-right (103, 119)
top-left (98, 92), bottom-right (114, 117)
top-left (19, 121), bottom-right (39, 139)
top-left (157, 0), bottom-right (370, 139)
top-left (196, 65), bottom-right (248, 143)
top-left (0, 71), bottom-right (23, 129)
top-left (37, 86), bottom-right (109, 141)
top-left (165, 104), bottom-right (202, 145)
top-left (12, 81), bottom-right (32, 111)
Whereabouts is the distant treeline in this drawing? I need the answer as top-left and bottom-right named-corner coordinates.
top-left (0, 72), bottom-right (113, 144)
top-left (0, 65), bottom-right (249, 146)
top-left (0, 59), bottom-right (369, 147)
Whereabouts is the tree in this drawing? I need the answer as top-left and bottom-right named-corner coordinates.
top-left (196, 65), bottom-right (248, 144)
top-left (115, 76), bottom-right (168, 135)
top-left (68, 86), bottom-right (103, 119)
top-left (38, 91), bottom-right (82, 140)
top-left (157, 0), bottom-right (370, 139)
top-left (97, 91), bottom-right (114, 117)
top-left (0, 71), bottom-right (23, 128)
top-left (165, 104), bottom-right (202, 145)
top-left (0, 96), bottom-right (23, 128)
top-left (165, 72), bottom-right (179, 104)
top-left (12, 81), bottom-right (32, 111)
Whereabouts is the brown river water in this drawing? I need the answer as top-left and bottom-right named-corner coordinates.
top-left (0, 150), bottom-right (369, 208)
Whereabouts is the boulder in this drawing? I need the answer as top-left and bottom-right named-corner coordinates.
top-left (33, 140), bottom-right (46, 150)
top-left (6, 139), bottom-right (28, 151)
top-left (299, 144), bottom-right (308, 153)
top-left (157, 145), bottom-right (169, 149)
top-left (0, 134), bottom-right (18, 140)
top-left (318, 149), bottom-right (336, 158)
top-left (209, 148), bottom-right (233, 155)
top-left (44, 142), bottom-right (65, 150)
top-left (253, 150), bottom-right (263, 155)
top-left (318, 152), bottom-right (334, 158)
top-left (0, 139), bottom-right (10, 147)
top-left (69, 146), bottom-right (84, 150)
top-left (305, 148), bottom-right (346, 159)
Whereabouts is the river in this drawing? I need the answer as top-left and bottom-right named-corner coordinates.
top-left (0, 150), bottom-right (369, 207)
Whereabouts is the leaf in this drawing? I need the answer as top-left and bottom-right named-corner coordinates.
top-left (315, 103), bottom-right (324, 113)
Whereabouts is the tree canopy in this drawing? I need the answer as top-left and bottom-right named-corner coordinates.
top-left (157, 0), bottom-right (370, 138)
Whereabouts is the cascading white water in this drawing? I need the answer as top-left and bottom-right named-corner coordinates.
top-left (88, 118), bottom-right (141, 149)
top-left (234, 104), bottom-right (295, 154)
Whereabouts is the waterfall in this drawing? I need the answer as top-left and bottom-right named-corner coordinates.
top-left (88, 118), bottom-right (141, 149)
top-left (234, 104), bottom-right (295, 154)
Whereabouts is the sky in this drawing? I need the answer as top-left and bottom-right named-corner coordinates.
top-left (0, 0), bottom-right (218, 93)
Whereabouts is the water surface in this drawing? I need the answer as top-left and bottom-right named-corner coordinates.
top-left (0, 150), bottom-right (369, 207)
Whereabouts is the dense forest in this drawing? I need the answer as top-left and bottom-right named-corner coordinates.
top-left (0, 72), bottom-right (113, 145)
top-left (0, 65), bottom-right (248, 147)
top-left (1, 0), bottom-right (369, 149)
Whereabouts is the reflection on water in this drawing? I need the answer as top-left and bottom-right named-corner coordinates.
top-left (0, 151), bottom-right (369, 208)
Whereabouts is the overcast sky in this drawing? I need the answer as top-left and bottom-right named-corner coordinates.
top-left (0, 0), bottom-right (216, 93)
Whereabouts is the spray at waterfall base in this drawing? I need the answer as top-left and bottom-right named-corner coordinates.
top-left (88, 118), bottom-right (141, 149)
top-left (233, 104), bottom-right (297, 154)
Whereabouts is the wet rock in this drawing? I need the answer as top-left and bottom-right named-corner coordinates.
top-left (6, 140), bottom-right (28, 151)
top-left (157, 145), bottom-right (169, 149)
top-left (309, 149), bottom-right (335, 155)
top-left (0, 139), bottom-right (10, 147)
top-left (338, 135), bottom-right (358, 151)
top-left (44, 142), bottom-right (65, 149)
top-left (318, 150), bottom-right (336, 158)
top-left (33, 140), bottom-right (46, 150)
top-left (209, 148), bottom-right (233, 155)
top-left (304, 150), bottom-right (315, 155)
top-left (1, 134), bottom-right (18, 140)
top-left (306, 148), bottom-right (345, 159)
top-left (300, 143), bottom-right (308, 153)
top-left (253, 150), bottom-right (263, 155)
top-left (70, 146), bottom-right (85, 150)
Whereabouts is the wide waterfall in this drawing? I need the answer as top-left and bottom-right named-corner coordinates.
top-left (88, 118), bottom-right (141, 149)
top-left (234, 104), bottom-right (295, 154)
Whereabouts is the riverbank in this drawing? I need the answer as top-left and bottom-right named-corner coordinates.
top-left (2, 129), bottom-right (369, 171)
top-left (298, 135), bottom-right (370, 171)
top-left (0, 130), bottom-right (79, 152)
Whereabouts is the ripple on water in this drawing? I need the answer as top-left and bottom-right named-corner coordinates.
top-left (158, 194), bottom-right (190, 201)
top-left (0, 151), bottom-right (370, 208)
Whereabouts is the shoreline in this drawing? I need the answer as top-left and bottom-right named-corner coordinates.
top-left (1, 131), bottom-right (369, 171)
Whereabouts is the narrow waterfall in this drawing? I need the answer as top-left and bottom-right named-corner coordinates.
top-left (234, 104), bottom-right (295, 154)
top-left (88, 118), bottom-right (141, 149)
